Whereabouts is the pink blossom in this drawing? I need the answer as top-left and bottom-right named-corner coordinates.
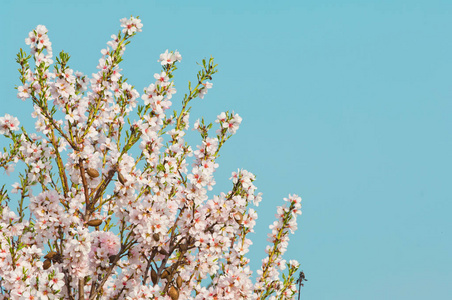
top-left (120, 16), bottom-right (143, 35)
top-left (158, 49), bottom-right (182, 65)
top-left (0, 114), bottom-right (20, 135)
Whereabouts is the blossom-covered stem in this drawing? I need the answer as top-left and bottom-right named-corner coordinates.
top-left (32, 97), bottom-right (79, 150)
top-left (78, 159), bottom-right (90, 221)
top-left (0, 135), bottom-right (20, 170)
top-left (81, 35), bottom-right (129, 140)
top-left (91, 191), bottom-right (120, 223)
top-left (278, 263), bottom-right (299, 300)
top-left (176, 57), bottom-right (217, 130)
top-left (0, 153), bottom-right (14, 169)
top-left (257, 198), bottom-right (300, 299)
top-left (213, 111), bottom-right (241, 158)
top-left (87, 168), bottom-right (118, 211)
top-left (168, 206), bottom-right (186, 243)
top-left (16, 48), bottom-right (32, 85)
top-left (119, 61), bottom-right (179, 155)
top-left (17, 173), bottom-right (30, 222)
top-left (49, 129), bottom-right (69, 196)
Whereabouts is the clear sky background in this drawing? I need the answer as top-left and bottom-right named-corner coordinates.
top-left (1, 0), bottom-right (451, 299)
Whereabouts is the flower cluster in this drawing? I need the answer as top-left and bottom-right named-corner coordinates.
top-left (24, 24), bottom-right (53, 67)
top-left (0, 114), bottom-right (20, 136)
top-left (0, 16), bottom-right (303, 300)
top-left (255, 195), bottom-right (302, 299)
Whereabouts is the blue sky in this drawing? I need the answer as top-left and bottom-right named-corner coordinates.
top-left (1, 0), bottom-right (452, 299)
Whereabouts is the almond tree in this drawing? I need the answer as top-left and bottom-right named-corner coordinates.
top-left (0, 16), bottom-right (303, 300)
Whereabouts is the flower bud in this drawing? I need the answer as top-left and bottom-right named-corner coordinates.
top-left (151, 268), bottom-right (158, 285)
top-left (153, 233), bottom-right (160, 242)
top-left (87, 219), bottom-right (102, 227)
top-left (118, 173), bottom-right (126, 185)
top-left (176, 275), bottom-right (183, 288)
top-left (44, 251), bottom-right (57, 260)
top-left (43, 259), bottom-right (52, 270)
top-left (234, 211), bottom-right (243, 224)
top-left (86, 168), bottom-right (99, 178)
top-left (168, 286), bottom-right (179, 300)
